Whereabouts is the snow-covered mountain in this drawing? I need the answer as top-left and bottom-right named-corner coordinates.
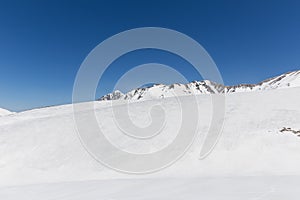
top-left (225, 70), bottom-right (300, 93)
top-left (0, 108), bottom-right (12, 116)
top-left (1, 86), bottom-right (300, 186)
top-left (99, 70), bottom-right (300, 101)
top-left (1, 72), bottom-right (300, 199)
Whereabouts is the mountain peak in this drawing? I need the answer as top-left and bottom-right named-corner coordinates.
top-left (99, 70), bottom-right (300, 101)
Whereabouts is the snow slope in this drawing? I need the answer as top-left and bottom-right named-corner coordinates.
top-left (0, 73), bottom-right (300, 199)
top-left (226, 70), bottom-right (300, 92)
top-left (100, 70), bottom-right (300, 101)
top-left (0, 108), bottom-right (12, 116)
top-left (0, 87), bottom-right (300, 186)
top-left (1, 176), bottom-right (300, 200)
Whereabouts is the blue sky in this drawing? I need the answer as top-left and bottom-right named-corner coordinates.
top-left (0, 0), bottom-right (299, 111)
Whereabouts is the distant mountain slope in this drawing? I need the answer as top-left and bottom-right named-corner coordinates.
top-left (225, 70), bottom-right (300, 93)
top-left (99, 70), bottom-right (300, 101)
top-left (0, 108), bottom-right (12, 116)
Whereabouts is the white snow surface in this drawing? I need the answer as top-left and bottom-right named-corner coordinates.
top-left (100, 70), bottom-right (300, 101)
top-left (1, 176), bottom-right (300, 200)
top-left (0, 108), bottom-right (12, 116)
top-left (0, 87), bottom-right (300, 198)
top-left (1, 73), bottom-right (300, 198)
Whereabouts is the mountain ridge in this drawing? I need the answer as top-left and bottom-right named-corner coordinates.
top-left (99, 70), bottom-right (300, 101)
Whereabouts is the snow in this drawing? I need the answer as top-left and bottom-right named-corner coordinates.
top-left (0, 71), bottom-right (300, 198)
top-left (0, 108), bottom-right (12, 116)
top-left (1, 176), bottom-right (300, 200)
top-left (99, 81), bottom-right (224, 101)
top-left (0, 86), bottom-right (300, 198)
top-left (100, 70), bottom-right (300, 101)
top-left (226, 70), bottom-right (300, 93)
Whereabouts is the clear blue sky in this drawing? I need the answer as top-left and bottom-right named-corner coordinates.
top-left (0, 0), bottom-right (299, 111)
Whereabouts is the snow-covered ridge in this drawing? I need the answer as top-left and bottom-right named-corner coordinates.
top-left (0, 108), bottom-right (12, 116)
top-left (99, 70), bottom-right (300, 101)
